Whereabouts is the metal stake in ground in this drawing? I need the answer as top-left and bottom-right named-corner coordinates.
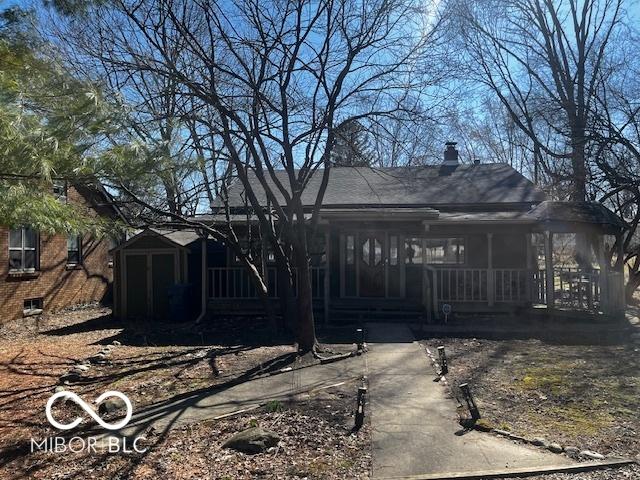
top-left (355, 385), bottom-right (367, 430)
top-left (437, 346), bottom-right (448, 375)
top-left (355, 328), bottom-right (365, 353)
top-left (459, 383), bottom-right (481, 421)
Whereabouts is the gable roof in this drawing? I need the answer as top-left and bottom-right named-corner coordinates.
top-left (111, 228), bottom-right (200, 252)
top-left (224, 164), bottom-right (545, 209)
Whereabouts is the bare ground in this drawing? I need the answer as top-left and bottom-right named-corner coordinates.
top-left (0, 306), bottom-right (370, 479)
top-left (418, 332), bottom-right (639, 480)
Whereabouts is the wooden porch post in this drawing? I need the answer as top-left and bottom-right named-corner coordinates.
top-left (339, 233), bottom-right (345, 298)
top-left (525, 233), bottom-right (533, 302)
top-left (324, 229), bottom-right (330, 324)
top-left (596, 235), bottom-right (609, 313)
top-left (544, 231), bottom-right (555, 309)
top-left (384, 231), bottom-right (389, 298)
top-left (617, 233), bottom-right (625, 313)
top-left (399, 234), bottom-right (406, 298)
top-left (487, 233), bottom-right (494, 307)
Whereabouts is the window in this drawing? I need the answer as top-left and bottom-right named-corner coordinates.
top-left (404, 237), bottom-right (423, 265)
top-left (53, 180), bottom-right (67, 202)
top-left (361, 238), bottom-right (370, 265)
top-left (23, 298), bottom-right (43, 316)
top-left (389, 236), bottom-right (398, 266)
top-left (424, 237), bottom-right (465, 264)
top-left (67, 235), bottom-right (82, 264)
top-left (9, 227), bottom-right (38, 271)
top-left (346, 235), bottom-right (355, 265)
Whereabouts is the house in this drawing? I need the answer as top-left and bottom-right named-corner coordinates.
top-left (112, 143), bottom-right (626, 323)
top-left (0, 183), bottom-right (122, 321)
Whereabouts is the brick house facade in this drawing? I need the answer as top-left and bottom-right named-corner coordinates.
top-left (0, 184), bottom-right (119, 322)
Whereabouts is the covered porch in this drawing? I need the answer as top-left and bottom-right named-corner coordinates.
top-left (206, 202), bottom-right (626, 322)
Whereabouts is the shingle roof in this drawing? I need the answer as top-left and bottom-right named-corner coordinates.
top-left (149, 228), bottom-right (200, 246)
top-left (224, 164), bottom-right (545, 208)
top-left (528, 201), bottom-right (624, 230)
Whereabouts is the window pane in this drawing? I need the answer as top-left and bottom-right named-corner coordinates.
top-left (457, 240), bottom-right (465, 264)
top-left (9, 251), bottom-right (22, 269)
top-left (9, 229), bottom-right (22, 248)
top-left (346, 235), bottom-right (354, 265)
top-left (362, 239), bottom-right (370, 265)
top-left (67, 235), bottom-right (79, 250)
top-left (68, 250), bottom-right (80, 264)
top-left (389, 236), bottom-right (398, 266)
top-left (405, 238), bottom-right (422, 264)
top-left (424, 238), bottom-right (465, 265)
top-left (374, 238), bottom-right (382, 266)
top-left (24, 250), bottom-right (36, 269)
top-left (24, 228), bottom-right (37, 249)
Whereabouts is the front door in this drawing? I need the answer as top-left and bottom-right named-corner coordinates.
top-left (359, 234), bottom-right (385, 297)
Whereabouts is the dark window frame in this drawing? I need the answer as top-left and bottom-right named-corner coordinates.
top-left (9, 227), bottom-right (39, 272)
top-left (53, 180), bottom-right (68, 202)
top-left (67, 234), bottom-right (83, 265)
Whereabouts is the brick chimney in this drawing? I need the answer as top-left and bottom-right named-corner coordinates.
top-left (443, 142), bottom-right (458, 166)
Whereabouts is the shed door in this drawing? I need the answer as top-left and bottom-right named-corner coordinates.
top-left (126, 254), bottom-right (148, 318)
top-left (151, 253), bottom-right (176, 320)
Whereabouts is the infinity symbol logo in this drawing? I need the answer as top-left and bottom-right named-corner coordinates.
top-left (45, 391), bottom-right (133, 431)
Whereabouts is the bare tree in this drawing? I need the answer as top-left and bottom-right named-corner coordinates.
top-left (590, 47), bottom-right (640, 301)
top-left (453, 0), bottom-right (624, 201)
top-left (49, 0), bottom-right (442, 351)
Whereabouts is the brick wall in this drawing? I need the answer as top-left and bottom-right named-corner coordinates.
top-left (0, 186), bottom-right (114, 322)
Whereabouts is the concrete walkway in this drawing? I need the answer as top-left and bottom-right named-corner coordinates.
top-left (101, 354), bottom-right (365, 441)
top-left (366, 323), bottom-right (573, 479)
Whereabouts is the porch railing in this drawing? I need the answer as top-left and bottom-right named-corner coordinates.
top-left (547, 267), bottom-right (602, 311)
top-left (436, 268), bottom-right (488, 302)
top-left (208, 265), bottom-right (621, 315)
top-left (436, 268), bottom-right (531, 303)
top-left (208, 266), bottom-right (325, 300)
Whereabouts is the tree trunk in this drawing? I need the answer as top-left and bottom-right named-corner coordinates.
top-left (571, 127), bottom-right (587, 202)
top-left (276, 262), bottom-right (296, 332)
top-left (625, 260), bottom-right (640, 304)
top-left (292, 244), bottom-right (316, 352)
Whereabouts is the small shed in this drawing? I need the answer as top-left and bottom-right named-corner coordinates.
top-left (112, 228), bottom-right (205, 321)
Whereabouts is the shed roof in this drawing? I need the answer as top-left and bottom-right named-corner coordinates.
top-left (223, 164), bottom-right (545, 208)
top-left (112, 228), bottom-right (200, 252)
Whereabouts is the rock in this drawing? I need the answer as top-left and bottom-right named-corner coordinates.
top-left (60, 372), bottom-right (81, 384)
top-left (580, 450), bottom-right (605, 460)
top-left (54, 386), bottom-right (66, 393)
top-left (530, 437), bottom-right (548, 447)
top-left (98, 397), bottom-right (127, 415)
top-left (547, 443), bottom-right (563, 453)
top-left (89, 353), bottom-right (108, 365)
top-left (74, 364), bottom-right (90, 372)
top-left (112, 340), bottom-right (121, 346)
top-left (564, 446), bottom-right (580, 457)
top-left (222, 427), bottom-right (280, 454)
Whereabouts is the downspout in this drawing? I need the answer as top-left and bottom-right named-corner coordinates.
top-left (195, 237), bottom-right (207, 323)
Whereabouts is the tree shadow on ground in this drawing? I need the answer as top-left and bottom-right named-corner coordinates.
top-left (42, 313), bottom-right (294, 347)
